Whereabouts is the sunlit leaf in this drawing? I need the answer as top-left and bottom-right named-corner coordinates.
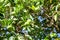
top-left (23, 19), bottom-right (31, 26)
top-left (31, 5), bottom-right (35, 10)
top-left (54, 14), bottom-right (57, 21)
top-left (50, 0), bottom-right (52, 3)
top-left (50, 33), bottom-right (57, 38)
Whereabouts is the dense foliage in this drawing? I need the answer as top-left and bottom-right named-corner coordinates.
top-left (0, 0), bottom-right (60, 40)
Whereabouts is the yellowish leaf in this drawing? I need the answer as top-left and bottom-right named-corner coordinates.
top-left (22, 19), bottom-right (31, 26)
top-left (50, 0), bottom-right (52, 3)
top-left (31, 5), bottom-right (35, 10)
top-left (54, 14), bottom-right (57, 21)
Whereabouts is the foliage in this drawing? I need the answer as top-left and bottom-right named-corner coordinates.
top-left (0, 0), bottom-right (60, 40)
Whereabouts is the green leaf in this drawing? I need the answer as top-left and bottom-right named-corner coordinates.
top-left (31, 5), bottom-right (35, 10)
top-left (0, 0), bottom-right (4, 2)
top-left (22, 19), bottom-right (31, 26)
top-left (50, 33), bottom-right (57, 38)
top-left (54, 14), bottom-right (57, 21)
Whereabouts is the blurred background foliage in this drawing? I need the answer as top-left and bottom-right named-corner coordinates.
top-left (0, 0), bottom-right (60, 40)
